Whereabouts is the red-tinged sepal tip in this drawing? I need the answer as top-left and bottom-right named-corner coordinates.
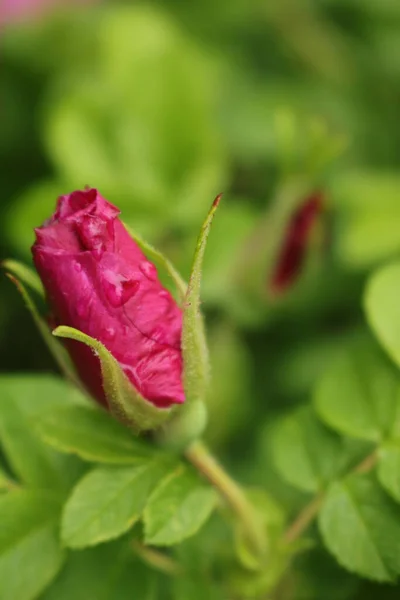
top-left (213, 193), bottom-right (223, 208)
top-left (269, 191), bottom-right (325, 296)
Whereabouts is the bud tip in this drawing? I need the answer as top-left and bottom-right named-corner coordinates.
top-left (213, 193), bottom-right (223, 208)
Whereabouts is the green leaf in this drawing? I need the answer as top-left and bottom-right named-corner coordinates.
top-left (5, 275), bottom-right (79, 386)
top-left (174, 511), bottom-right (229, 573)
top-left (271, 406), bottom-right (351, 493)
top-left (1, 259), bottom-right (44, 297)
top-left (378, 441), bottom-right (400, 503)
top-left (144, 464), bottom-right (217, 546)
top-left (0, 465), bottom-right (17, 492)
top-left (41, 542), bottom-right (127, 600)
top-left (319, 474), bottom-right (400, 582)
top-left (0, 374), bottom-right (82, 416)
top-left (0, 375), bottom-right (82, 491)
top-left (333, 171), bottom-right (400, 268)
top-left (0, 490), bottom-right (64, 600)
top-left (124, 223), bottom-right (187, 301)
top-left (53, 326), bottom-right (173, 432)
top-left (365, 261), bottom-right (400, 369)
top-left (314, 335), bottom-right (400, 441)
top-left (36, 404), bottom-right (154, 464)
top-left (111, 558), bottom-right (162, 600)
top-left (182, 195), bottom-right (221, 403)
top-left (293, 548), bottom-right (359, 600)
top-left (173, 575), bottom-right (223, 600)
top-left (62, 460), bottom-right (172, 548)
top-left (42, 542), bottom-right (157, 600)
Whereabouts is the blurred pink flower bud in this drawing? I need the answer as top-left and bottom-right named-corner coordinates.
top-left (32, 188), bottom-right (184, 409)
top-left (269, 191), bottom-right (324, 295)
top-left (1, 0), bottom-right (94, 25)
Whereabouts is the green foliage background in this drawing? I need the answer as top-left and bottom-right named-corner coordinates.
top-left (2, 0), bottom-right (400, 598)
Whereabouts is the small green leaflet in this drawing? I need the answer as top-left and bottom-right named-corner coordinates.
top-left (0, 374), bottom-right (79, 417)
top-left (314, 335), bottom-right (400, 442)
top-left (333, 172), bottom-right (400, 268)
top-left (319, 474), bottom-right (400, 582)
top-left (0, 490), bottom-right (64, 600)
top-left (365, 261), bottom-right (400, 368)
top-left (378, 441), bottom-right (400, 503)
top-left (144, 464), bottom-right (218, 546)
top-left (41, 541), bottom-right (131, 600)
top-left (43, 545), bottom-right (159, 600)
top-left (0, 375), bottom-right (81, 491)
top-left (270, 405), bottom-right (344, 493)
top-left (36, 404), bottom-right (153, 464)
top-left (292, 547), bottom-right (359, 600)
top-left (61, 460), bottom-right (173, 548)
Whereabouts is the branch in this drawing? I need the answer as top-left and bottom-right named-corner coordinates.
top-left (282, 451), bottom-right (378, 545)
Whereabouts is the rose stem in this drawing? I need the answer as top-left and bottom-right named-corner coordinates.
top-left (185, 439), bottom-right (266, 556)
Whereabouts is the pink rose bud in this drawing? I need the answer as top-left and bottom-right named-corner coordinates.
top-left (1, 0), bottom-right (95, 26)
top-left (32, 188), bottom-right (184, 409)
top-left (269, 191), bottom-right (324, 295)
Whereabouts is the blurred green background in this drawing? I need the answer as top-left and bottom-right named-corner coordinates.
top-left (2, 0), bottom-right (400, 597)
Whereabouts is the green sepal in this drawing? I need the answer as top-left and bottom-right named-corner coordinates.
top-left (52, 326), bottom-right (174, 433)
top-left (124, 223), bottom-right (187, 302)
top-left (182, 195), bottom-right (221, 404)
top-left (4, 273), bottom-right (79, 387)
top-left (2, 259), bottom-right (44, 298)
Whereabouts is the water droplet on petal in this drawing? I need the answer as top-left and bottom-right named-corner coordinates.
top-left (74, 262), bottom-right (82, 273)
top-left (159, 290), bottom-right (170, 299)
top-left (104, 327), bottom-right (116, 340)
top-left (121, 279), bottom-right (140, 304)
top-left (139, 261), bottom-right (157, 281)
top-left (103, 270), bottom-right (140, 307)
